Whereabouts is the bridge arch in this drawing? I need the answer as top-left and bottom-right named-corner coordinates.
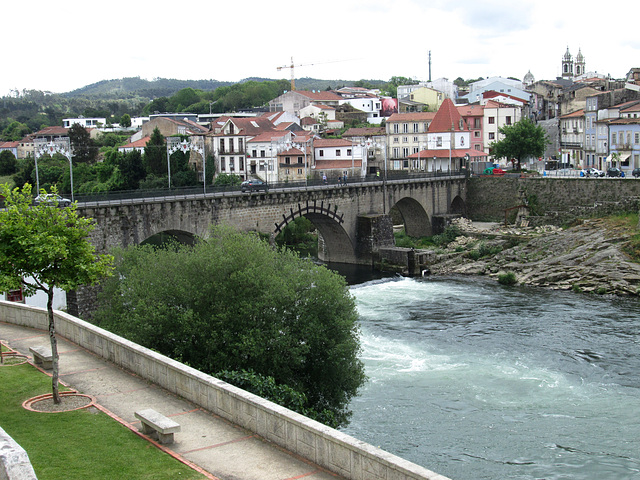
top-left (274, 200), bottom-right (355, 263)
top-left (391, 197), bottom-right (431, 237)
top-left (451, 195), bottom-right (466, 216)
top-left (140, 229), bottom-right (198, 247)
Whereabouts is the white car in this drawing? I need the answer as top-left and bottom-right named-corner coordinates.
top-left (34, 194), bottom-right (72, 207)
top-left (584, 168), bottom-right (604, 177)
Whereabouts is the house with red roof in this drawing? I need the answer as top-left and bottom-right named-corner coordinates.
top-left (407, 99), bottom-right (487, 172)
top-left (118, 136), bottom-right (151, 154)
top-left (312, 138), bottom-right (365, 180)
top-left (385, 112), bottom-right (436, 170)
top-left (483, 99), bottom-right (523, 159)
top-left (268, 90), bottom-right (343, 117)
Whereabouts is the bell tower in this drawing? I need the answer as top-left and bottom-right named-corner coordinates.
top-left (575, 48), bottom-right (586, 77)
top-left (562, 47), bottom-right (573, 79)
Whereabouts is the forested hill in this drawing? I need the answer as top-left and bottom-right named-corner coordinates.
top-left (64, 77), bottom-right (235, 99)
top-left (63, 76), bottom-right (387, 99)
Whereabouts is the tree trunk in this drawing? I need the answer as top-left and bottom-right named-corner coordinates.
top-left (47, 289), bottom-right (61, 404)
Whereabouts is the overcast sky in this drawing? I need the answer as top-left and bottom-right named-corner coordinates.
top-left (3, 0), bottom-right (638, 96)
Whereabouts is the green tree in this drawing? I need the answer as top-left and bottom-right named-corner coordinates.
top-left (68, 123), bottom-right (98, 164)
top-left (490, 118), bottom-right (549, 171)
top-left (120, 113), bottom-right (132, 128)
top-left (0, 183), bottom-right (114, 403)
top-left (93, 226), bottom-right (365, 427)
top-left (0, 150), bottom-right (17, 175)
top-left (144, 127), bottom-right (166, 176)
top-left (213, 173), bottom-right (242, 186)
top-left (1, 120), bottom-right (30, 141)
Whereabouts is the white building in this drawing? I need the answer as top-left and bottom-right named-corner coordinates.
top-left (62, 117), bottom-right (106, 128)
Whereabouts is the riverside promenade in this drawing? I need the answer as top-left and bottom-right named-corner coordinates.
top-left (1, 321), bottom-right (342, 480)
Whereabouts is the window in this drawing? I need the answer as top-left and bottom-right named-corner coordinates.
top-left (239, 138), bottom-right (243, 151)
top-left (635, 133), bottom-right (640, 144)
top-left (474, 131), bottom-right (480, 137)
top-left (297, 168), bottom-right (303, 174)
top-left (489, 132), bottom-right (495, 140)
top-left (402, 147), bottom-right (409, 157)
top-left (229, 157), bottom-right (235, 171)
top-left (403, 137), bottom-right (408, 143)
top-left (436, 136), bottom-right (443, 147)
top-left (239, 158), bottom-right (244, 170)
top-left (347, 149), bottom-right (352, 156)
top-left (261, 150), bottom-right (266, 157)
top-left (393, 147), bottom-right (400, 158)
top-left (403, 124), bottom-right (408, 133)
top-left (220, 139), bottom-right (225, 152)
top-left (336, 149), bottom-right (341, 156)
top-left (297, 156), bottom-right (303, 164)
top-left (612, 133), bottom-right (617, 144)
top-left (319, 150), bottom-right (324, 157)
top-left (220, 158), bottom-right (226, 171)
top-left (413, 123), bottom-right (419, 133)
top-left (393, 124), bottom-right (399, 134)
top-left (285, 156), bottom-right (291, 164)
top-left (229, 124), bottom-right (235, 134)
top-left (252, 149), bottom-right (257, 157)
top-left (474, 118), bottom-right (481, 128)
top-left (506, 116), bottom-right (512, 125)
top-left (393, 137), bottom-right (399, 143)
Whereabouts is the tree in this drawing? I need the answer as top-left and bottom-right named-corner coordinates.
top-left (144, 127), bottom-right (167, 176)
top-left (0, 150), bottom-right (17, 175)
top-left (490, 118), bottom-right (549, 171)
top-left (0, 183), bottom-right (114, 403)
top-left (68, 123), bottom-right (98, 164)
top-left (93, 226), bottom-right (365, 427)
top-left (120, 113), bottom-right (132, 128)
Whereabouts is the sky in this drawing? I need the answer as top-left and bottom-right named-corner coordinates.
top-left (3, 0), bottom-right (638, 96)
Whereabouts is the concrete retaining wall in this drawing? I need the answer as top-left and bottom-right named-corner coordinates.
top-left (0, 300), bottom-right (450, 480)
top-left (0, 427), bottom-right (37, 480)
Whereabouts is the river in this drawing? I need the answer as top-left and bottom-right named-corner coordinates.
top-left (342, 274), bottom-right (640, 480)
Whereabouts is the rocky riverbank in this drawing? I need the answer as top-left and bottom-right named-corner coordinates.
top-left (428, 217), bottom-right (640, 296)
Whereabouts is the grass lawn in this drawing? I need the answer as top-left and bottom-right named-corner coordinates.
top-left (0, 363), bottom-right (206, 480)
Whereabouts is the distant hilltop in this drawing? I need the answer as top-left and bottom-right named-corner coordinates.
top-left (63, 76), bottom-right (386, 100)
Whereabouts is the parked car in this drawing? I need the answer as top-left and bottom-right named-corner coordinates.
top-left (632, 168), bottom-right (640, 178)
top-left (607, 167), bottom-right (623, 177)
top-left (584, 167), bottom-right (605, 177)
top-left (241, 179), bottom-right (268, 192)
top-left (34, 194), bottom-right (72, 207)
top-left (491, 168), bottom-right (505, 176)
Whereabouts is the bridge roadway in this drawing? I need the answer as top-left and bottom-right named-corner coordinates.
top-left (76, 171), bottom-right (468, 266)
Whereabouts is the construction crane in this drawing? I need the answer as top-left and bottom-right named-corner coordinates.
top-left (277, 57), bottom-right (317, 91)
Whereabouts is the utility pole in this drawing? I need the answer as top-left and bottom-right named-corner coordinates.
top-left (428, 51), bottom-right (432, 82)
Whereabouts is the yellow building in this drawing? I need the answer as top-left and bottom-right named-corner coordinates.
top-left (403, 87), bottom-right (445, 112)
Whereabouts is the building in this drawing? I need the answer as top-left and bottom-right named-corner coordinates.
top-left (63, 117), bottom-right (106, 128)
top-left (342, 127), bottom-right (386, 175)
top-left (562, 47), bottom-right (586, 80)
top-left (118, 136), bottom-right (150, 154)
top-left (313, 138), bottom-right (364, 180)
top-left (456, 104), bottom-right (485, 154)
top-left (483, 100), bottom-right (522, 158)
top-left (246, 131), bottom-right (292, 184)
top-left (268, 90), bottom-right (343, 117)
top-left (385, 112), bottom-right (436, 170)
top-left (559, 109), bottom-right (585, 168)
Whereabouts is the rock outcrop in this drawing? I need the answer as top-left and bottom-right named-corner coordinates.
top-left (428, 218), bottom-right (640, 296)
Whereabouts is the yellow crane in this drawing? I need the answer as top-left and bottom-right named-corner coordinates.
top-left (277, 57), bottom-right (318, 91)
top-left (277, 57), bottom-right (361, 91)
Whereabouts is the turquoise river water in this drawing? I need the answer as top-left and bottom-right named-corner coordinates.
top-left (343, 275), bottom-right (640, 480)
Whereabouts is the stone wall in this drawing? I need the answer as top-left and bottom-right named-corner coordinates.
top-left (467, 177), bottom-right (640, 224)
top-left (0, 300), bottom-right (451, 480)
top-left (0, 427), bottom-right (37, 480)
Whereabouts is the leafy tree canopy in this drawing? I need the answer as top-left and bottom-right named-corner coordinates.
top-left (0, 183), bottom-right (114, 402)
top-left (93, 226), bottom-right (366, 427)
top-left (490, 118), bottom-right (549, 170)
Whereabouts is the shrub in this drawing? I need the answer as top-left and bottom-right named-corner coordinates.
top-left (497, 271), bottom-right (517, 285)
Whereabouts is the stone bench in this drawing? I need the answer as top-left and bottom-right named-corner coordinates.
top-left (29, 346), bottom-right (53, 369)
top-left (134, 409), bottom-right (181, 445)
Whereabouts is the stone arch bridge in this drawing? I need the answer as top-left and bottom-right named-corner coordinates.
top-left (79, 176), bottom-right (467, 265)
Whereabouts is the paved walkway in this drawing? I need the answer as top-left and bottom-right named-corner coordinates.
top-left (1, 321), bottom-right (343, 480)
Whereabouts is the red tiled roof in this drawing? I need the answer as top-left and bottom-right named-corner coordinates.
top-left (0, 141), bottom-right (19, 148)
top-left (296, 91), bottom-right (343, 101)
top-left (35, 126), bottom-right (69, 136)
top-left (313, 138), bottom-right (352, 148)
top-left (386, 112), bottom-right (436, 122)
top-left (560, 109), bottom-right (584, 119)
top-left (248, 131), bottom-right (289, 143)
top-left (119, 136), bottom-right (150, 149)
top-left (429, 98), bottom-right (466, 132)
top-left (456, 105), bottom-right (484, 117)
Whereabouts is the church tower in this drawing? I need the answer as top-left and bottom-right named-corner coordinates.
top-left (562, 47), bottom-right (573, 78)
top-left (575, 48), bottom-right (586, 77)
